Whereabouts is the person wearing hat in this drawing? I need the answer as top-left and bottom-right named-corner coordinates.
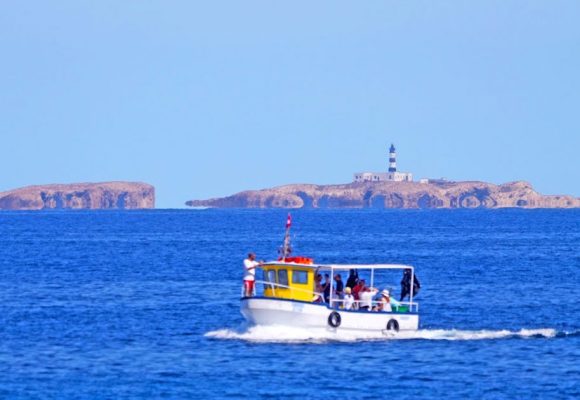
top-left (377, 289), bottom-right (393, 312)
top-left (343, 286), bottom-right (355, 310)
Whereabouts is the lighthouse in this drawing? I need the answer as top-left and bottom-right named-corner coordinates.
top-left (388, 144), bottom-right (397, 173)
top-left (353, 142), bottom-right (413, 182)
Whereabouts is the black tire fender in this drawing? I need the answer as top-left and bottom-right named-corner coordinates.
top-left (328, 311), bottom-right (341, 328)
top-left (386, 319), bottom-right (400, 332)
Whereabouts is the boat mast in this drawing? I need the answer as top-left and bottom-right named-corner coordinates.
top-left (282, 213), bottom-right (291, 262)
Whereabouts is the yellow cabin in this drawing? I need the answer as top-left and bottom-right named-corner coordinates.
top-left (261, 263), bottom-right (316, 302)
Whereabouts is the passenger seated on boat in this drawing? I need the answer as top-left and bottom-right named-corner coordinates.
top-left (352, 279), bottom-right (365, 301)
top-left (322, 273), bottom-right (331, 303)
top-left (312, 274), bottom-right (324, 302)
top-left (389, 295), bottom-right (402, 311)
top-left (343, 287), bottom-right (355, 310)
top-left (375, 289), bottom-right (392, 312)
top-left (359, 286), bottom-right (378, 311)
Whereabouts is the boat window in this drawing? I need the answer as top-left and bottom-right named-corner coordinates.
top-left (262, 269), bottom-right (277, 290)
top-left (292, 270), bottom-right (309, 284)
top-left (278, 269), bottom-right (289, 287)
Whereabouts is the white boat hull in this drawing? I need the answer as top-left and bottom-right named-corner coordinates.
top-left (241, 297), bottom-right (419, 331)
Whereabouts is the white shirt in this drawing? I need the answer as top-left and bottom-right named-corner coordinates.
top-left (380, 298), bottom-right (393, 312)
top-left (344, 294), bottom-right (354, 310)
top-left (359, 289), bottom-right (378, 309)
top-left (243, 259), bottom-right (259, 281)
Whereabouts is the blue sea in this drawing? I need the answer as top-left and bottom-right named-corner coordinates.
top-left (0, 209), bottom-right (578, 399)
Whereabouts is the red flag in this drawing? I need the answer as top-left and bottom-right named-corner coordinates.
top-left (286, 213), bottom-right (292, 229)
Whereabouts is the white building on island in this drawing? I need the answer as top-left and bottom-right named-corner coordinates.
top-left (353, 144), bottom-right (413, 183)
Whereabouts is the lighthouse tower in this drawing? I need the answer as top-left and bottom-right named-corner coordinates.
top-left (388, 144), bottom-right (397, 173)
top-left (353, 142), bottom-right (413, 182)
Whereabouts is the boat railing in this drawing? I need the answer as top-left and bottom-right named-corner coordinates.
top-left (242, 280), bottom-right (325, 300)
top-left (329, 298), bottom-right (419, 313)
top-left (242, 280), bottom-right (419, 312)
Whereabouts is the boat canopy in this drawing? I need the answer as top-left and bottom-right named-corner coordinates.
top-left (253, 261), bottom-right (418, 311)
top-left (262, 262), bottom-right (414, 271)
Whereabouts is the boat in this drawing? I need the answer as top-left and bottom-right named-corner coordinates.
top-left (240, 215), bottom-right (420, 333)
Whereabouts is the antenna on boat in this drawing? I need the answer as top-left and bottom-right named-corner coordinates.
top-left (281, 213), bottom-right (292, 262)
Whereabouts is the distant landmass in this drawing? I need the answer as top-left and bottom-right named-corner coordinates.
top-left (186, 181), bottom-right (580, 209)
top-left (0, 182), bottom-right (155, 210)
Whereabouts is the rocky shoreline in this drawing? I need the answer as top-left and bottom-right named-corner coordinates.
top-left (186, 181), bottom-right (580, 209)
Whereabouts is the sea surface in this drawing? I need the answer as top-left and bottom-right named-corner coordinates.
top-left (0, 209), bottom-right (578, 399)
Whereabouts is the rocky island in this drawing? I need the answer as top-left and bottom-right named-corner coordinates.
top-left (186, 181), bottom-right (580, 209)
top-left (0, 182), bottom-right (155, 210)
top-left (189, 144), bottom-right (579, 209)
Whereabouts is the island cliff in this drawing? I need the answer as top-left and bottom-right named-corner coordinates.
top-left (0, 182), bottom-right (155, 210)
top-left (186, 181), bottom-right (579, 209)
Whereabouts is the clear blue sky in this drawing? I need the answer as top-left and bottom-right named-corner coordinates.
top-left (1, 1), bottom-right (579, 208)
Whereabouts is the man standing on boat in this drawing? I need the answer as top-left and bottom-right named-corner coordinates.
top-left (243, 253), bottom-right (261, 297)
top-left (400, 269), bottom-right (421, 301)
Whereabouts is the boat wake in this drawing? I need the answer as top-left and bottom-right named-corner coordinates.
top-left (205, 325), bottom-right (560, 343)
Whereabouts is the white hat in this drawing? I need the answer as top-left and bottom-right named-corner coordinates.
top-left (381, 289), bottom-right (390, 297)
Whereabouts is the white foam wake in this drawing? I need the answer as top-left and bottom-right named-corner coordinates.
top-left (205, 325), bottom-right (556, 343)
